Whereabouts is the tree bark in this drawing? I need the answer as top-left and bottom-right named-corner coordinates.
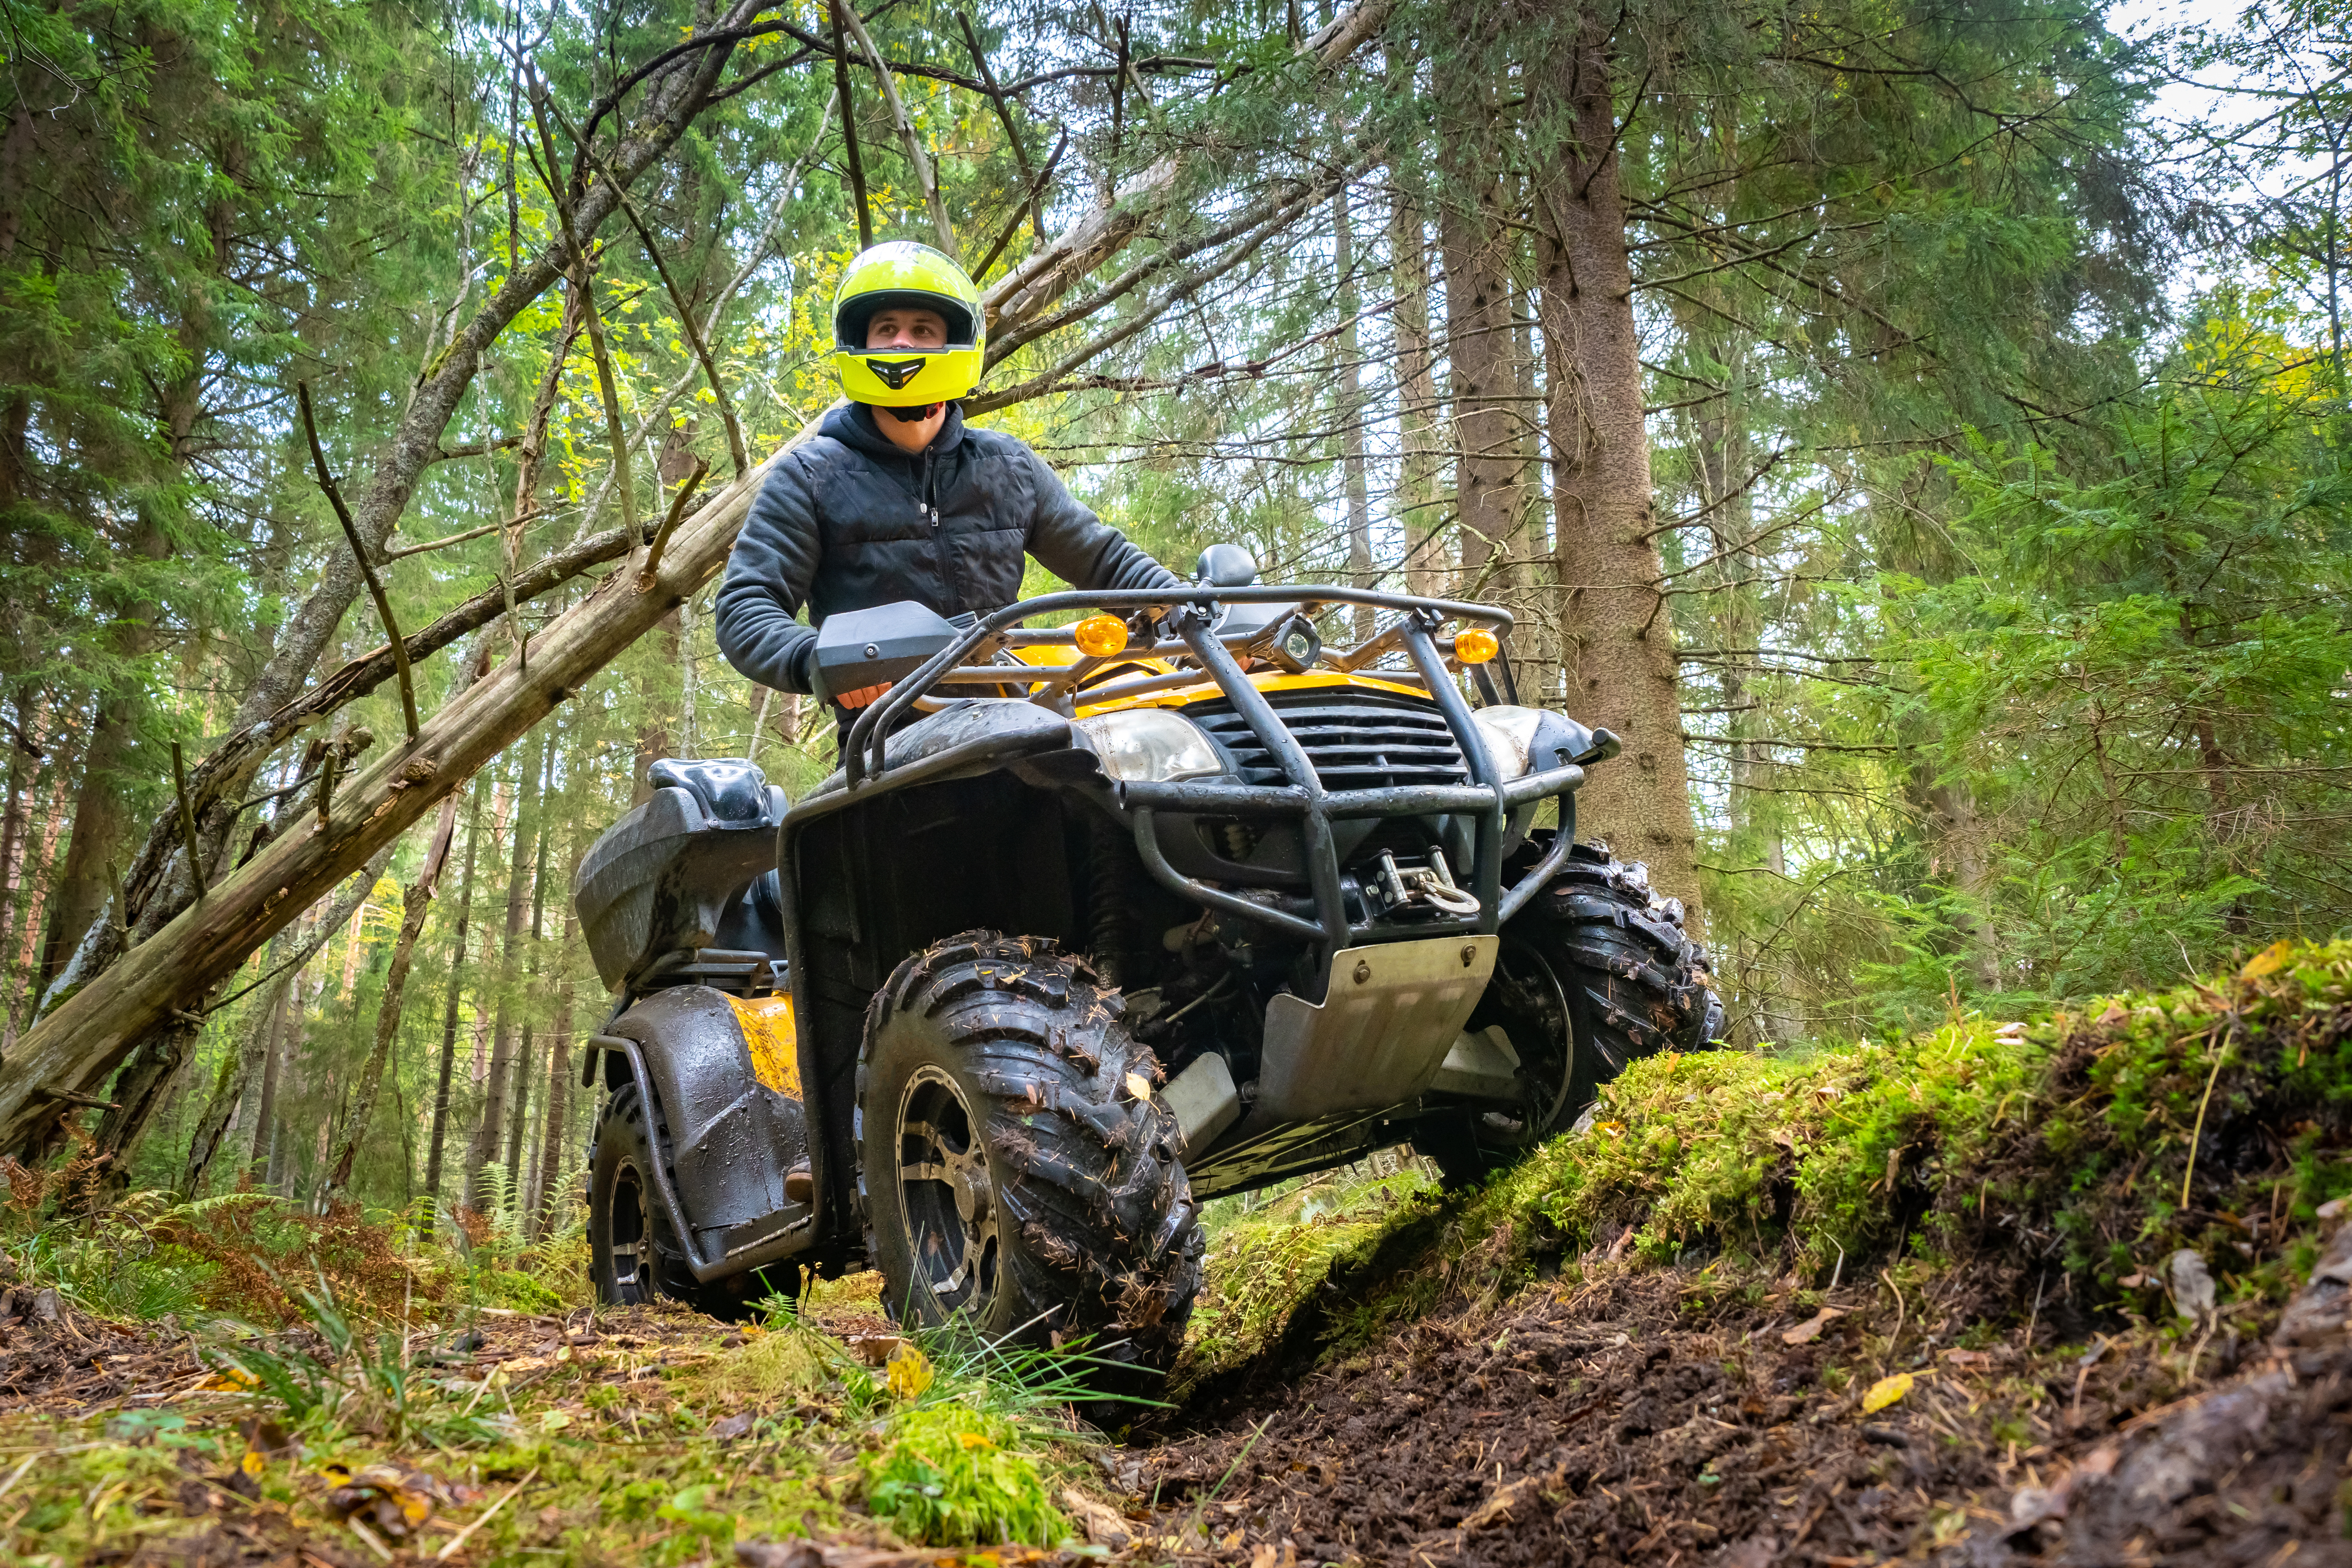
top-left (530, 882), bottom-right (580, 1242)
top-left (1437, 68), bottom-right (1523, 599)
top-left (325, 788), bottom-right (462, 1198)
top-left (37, 515), bottom-right (168, 994)
top-left (466, 725), bottom-right (548, 1207)
top-left (501, 775), bottom-right (555, 1195)
top-left (1333, 186), bottom-right (1376, 640)
top-left (1529, 4), bottom-right (1705, 926)
top-left (1388, 179), bottom-right (1446, 599)
top-left (422, 781), bottom-right (485, 1205)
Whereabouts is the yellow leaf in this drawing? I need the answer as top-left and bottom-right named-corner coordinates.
top-left (885, 1343), bottom-right (934, 1401)
top-left (201, 1366), bottom-right (259, 1392)
top-left (1124, 1072), bottom-right (1153, 1104)
top-left (1861, 1372), bottom-right (1913, 1414)
top-left (956, 1431), bottom-right (995, 1450)
top-left (241, 1450), bottom-right (265, 1479)
top-left (2241, 940), bottom-right (2295, 980)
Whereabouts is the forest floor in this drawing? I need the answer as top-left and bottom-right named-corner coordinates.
top-left (7, 939), bottom-right (2352, 1566)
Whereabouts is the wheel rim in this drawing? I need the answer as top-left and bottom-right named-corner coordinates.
top-left (609, 1164), bottom-right (652, 1298)
top-left (1471, 938), bottom-right (1576, 1149)
top-left (895, 1067), bottom-right (1000, 1321)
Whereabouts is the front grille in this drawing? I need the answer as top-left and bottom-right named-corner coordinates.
top-left (1186, 690), bottom-right (1471, 791)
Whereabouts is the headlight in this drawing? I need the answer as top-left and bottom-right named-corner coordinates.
top-left (1470, 706), bottom-right (1547, 780)
top-left (1077, 709), bottom-right (1224, 782)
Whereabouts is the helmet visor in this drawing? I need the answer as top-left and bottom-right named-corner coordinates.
top-left (835, 289), bottom-right (978, 352)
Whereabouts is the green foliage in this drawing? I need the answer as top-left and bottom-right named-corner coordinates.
top-left (207, 1276), bottom-right (508, 1449)
top-left (861, 1403), bottom-right (1067, 1548)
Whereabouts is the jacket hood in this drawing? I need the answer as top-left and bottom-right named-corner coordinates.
top-left (825, 400), bottom-right (967, 462)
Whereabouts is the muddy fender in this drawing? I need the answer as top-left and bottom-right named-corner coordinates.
top-left (604, 986), bottom-right (813, 1269)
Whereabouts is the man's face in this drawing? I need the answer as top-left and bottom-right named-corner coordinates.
top-left (866, 306), bottom-right (950, 350)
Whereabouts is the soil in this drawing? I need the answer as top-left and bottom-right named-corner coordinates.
top-left (10, 1222), bottom-right (2352, 1565)
top-left (1124, 1224), bottom-right (2352, 1567)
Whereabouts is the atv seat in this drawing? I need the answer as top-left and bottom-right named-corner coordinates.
top-left (574, 758), bottom-right (789, 995)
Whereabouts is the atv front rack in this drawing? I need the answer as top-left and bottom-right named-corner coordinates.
top-left (835, 584), bottom-right (1589, 964)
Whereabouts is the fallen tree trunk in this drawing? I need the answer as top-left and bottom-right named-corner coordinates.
top-left (0, 419), bottom-right (812, 1154)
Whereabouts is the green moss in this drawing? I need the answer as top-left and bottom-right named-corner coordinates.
top-left (860, 1403), bottom-right (1068, 1547)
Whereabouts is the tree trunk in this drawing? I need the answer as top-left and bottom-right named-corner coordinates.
top-left (501, 784), bottom-right (555, 1198)
top-left (326, 789), bottom-right (462, 1198)
top-left (1437, 73), bottom-right (1522, 600)
top-left (423, 782), bottom-right (485, 1205)
top-left (1389, 182), bottom-right (1446, 600)
top-left (531, 885), bottom-right (580, 1241)
top-left (37, 517), bottom-right (169, 995)
top-left (466, 727), bottom-right (549, 1206)
top-left (1333, 187), bottom-right (1376, 641)
top-left (1529, 6), bottom-right (1705, 926)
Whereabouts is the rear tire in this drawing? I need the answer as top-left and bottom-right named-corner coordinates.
top-left (587, 1084), bottom-right (795, 1318)
top-left (1424, 842), bottom-right (1720, 1186)
top-left (856, 931), bottom-right (1204, 1381)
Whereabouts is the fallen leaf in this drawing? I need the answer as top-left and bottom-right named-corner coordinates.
top-left (844, 1334), bottom-right (906, 1367)
top-left (709, 1410), bottom-right (756, 1441)
top-left (538, 1410), bottom-right (572, 1433)
top-left (200, 1366), bottom-right (260, 1392)
top-left (1782, 1307), bottom-right (1844, 1346)
top-left (2241, 939), bottom-right (2295, 980)
top-left (1124, 1072), bottom-right (1153, 1104)
top-left (1219, 1529), bottom-right (1244, 1550)
top-left (1861, 1372), bottom-right (1913, 1414)
top-left (1060, 1487), bottom-right (1132, 1549)
top-left (240, 1450), bottom-right (265, 1480)
top-left (885, 1343), bottom-right (934, 1400)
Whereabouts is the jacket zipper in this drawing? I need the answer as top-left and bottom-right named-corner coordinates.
top-left (923, 446), bottom-right (965, 610)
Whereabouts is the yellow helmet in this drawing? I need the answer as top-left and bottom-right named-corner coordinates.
top-left (830, 241), bottom-right (986, 406)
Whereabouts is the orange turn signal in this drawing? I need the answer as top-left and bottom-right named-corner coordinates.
top-left (1455, 627), bottom-right (1500, 665)
top-left (1073, 614), bottom-right (1130, 658)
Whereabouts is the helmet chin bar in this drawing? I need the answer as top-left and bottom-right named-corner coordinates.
top-left (883, 402), bottom-right (944, 423)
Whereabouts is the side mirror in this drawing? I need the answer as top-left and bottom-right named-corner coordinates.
top-left (1194, 543), bottom-right (1258, 588)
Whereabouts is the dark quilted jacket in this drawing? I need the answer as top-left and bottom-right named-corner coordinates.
top-left (714, 402), bottom-right (1178, 696)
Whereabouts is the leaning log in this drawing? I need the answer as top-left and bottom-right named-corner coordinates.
top-left (0, 417), bottom-right (811, 1155)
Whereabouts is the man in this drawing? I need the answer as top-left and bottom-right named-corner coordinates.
top-left (715, 241), bottom-right (1178, 719)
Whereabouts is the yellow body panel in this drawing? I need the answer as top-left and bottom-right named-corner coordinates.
top-left (1069, 663), bottom-right (1427, 719)
top-left (725, 994), bottom-right (801, 1098)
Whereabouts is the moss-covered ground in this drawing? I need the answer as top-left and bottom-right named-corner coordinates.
top-left (7, 938), bottom-right (2352, 1563)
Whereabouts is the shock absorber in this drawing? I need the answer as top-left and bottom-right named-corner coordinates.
top-left (1088, 812), bottom-right (1141, 989)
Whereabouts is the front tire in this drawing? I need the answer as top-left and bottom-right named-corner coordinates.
top-left (856, 931), bottom-right (1204, 1378)
top-left (1423, 842), bottom-right (1720, 1186)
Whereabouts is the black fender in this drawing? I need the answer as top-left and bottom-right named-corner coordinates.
top-left (588, 986), bottom-right (814, 1284)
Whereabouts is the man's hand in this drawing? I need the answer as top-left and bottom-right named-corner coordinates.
top-left (837, 681), bottom-right (892, 710)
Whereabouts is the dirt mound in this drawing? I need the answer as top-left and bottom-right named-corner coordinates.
top-left (1138, 1264), bottom-right (1988, 1565)
top-left (1944, 1221), bottom-right (2352, 1568)
top-left (1132, 1223), bottom-right (2352, 1567)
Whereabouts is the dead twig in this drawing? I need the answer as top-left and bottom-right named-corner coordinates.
top-left (435, 1466), bottom-right (538, 1561)
top-left (170, 741), bottom-right (207, 899)
top-left (638, 461), bottom-right (710, 591)
top-left (298, 382), bottom-right (419, 741)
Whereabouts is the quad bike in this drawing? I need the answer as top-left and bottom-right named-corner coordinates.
top-left (572, 550), bottom-right (1719, 1374)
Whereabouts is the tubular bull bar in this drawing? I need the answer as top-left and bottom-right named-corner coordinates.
top-left (839, 585), bottom-right (1588, 967)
